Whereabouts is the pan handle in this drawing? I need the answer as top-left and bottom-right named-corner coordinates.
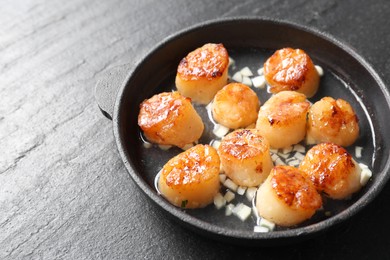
top-left (94, 63), bottom-right (133, 120)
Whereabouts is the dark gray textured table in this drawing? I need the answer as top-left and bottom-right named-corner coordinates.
top-left (1, 0), bottom-right (390, 259)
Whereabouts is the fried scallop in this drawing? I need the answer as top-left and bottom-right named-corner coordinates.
top-left (299, 143), bottom-right (362, 199)
top-left (212, 83), bottom-right (260, 129)
top-left (256, 166), bottom-right (322, 227)
top-left (255, 91), bottom-right (310, 149)
top-left (138, 91), bottom-right (204, 148)
top-left (307, 97), bottom-right (359, 147)
top-left (158, 144), bottom-right (221, 208)
top-left (218, 129), bottom-right (273, 187)
top-left (263, 48), bottom-right (320, 98)
top-left (175, 43), bottom-right (229, 104)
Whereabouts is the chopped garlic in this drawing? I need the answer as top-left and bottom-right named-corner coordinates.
top-left (240, 66), bottom-right (253, 77)
top-left (245, 187), bottom-right (257, 201)
top-left (224, 190), bottom-right (235, 202)
top-left (315, 65), bottom-right (324, 76)
top-left (225, 203), bottom-right (235, 216)
top-left (219, 174), bottom-right (227, 184)
top-left (360, 168), bottom-right (372, 186)
top-left (242, 76), bottom-right (252, 86)
top-left (210, 139), bottom-right (221, 150)
top-left (254, 226), bottom-right (269, 233)
top-left (213, 193), bottom-right (226, 209)
top-left (251, 75), bottom-right (266, 89)
top-left (232, 71), bottom-right (243, 82)
top-left (293, 144), bottom-right (306, 153)
top-left (282, 146), bottom-right (293, 154)
top-left (143, 142), bottom-right (152, 149)
top-left (355, 146), bottom-right (363, 158)
top-left (233, 203), bottom-right (252, 221)
top-left (224, 178), bottom-right (238, 192)
top-left (182, 143), bottom-right (194, 150)
top-left (237, 186), bottom-right (247, 195)
top-left (213, 124), bottom-right (229, 138)
top-left (158, 144), bottom-right (172, 150)
top-left (259, 218), bottom-right (275, 231)
top-left (257, 67), bottom-right (264, 75)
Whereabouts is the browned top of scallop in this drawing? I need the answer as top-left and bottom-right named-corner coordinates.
top-left (218, 129), bottom-right (269, 160)
top-left (299, 143), bottom-right (356, 192)
top-left (270, 166), bottom-right (322, 210)
top-left (177, 43), bottom-right (229, 81)
top-left (310, 97), bottom-right (359, 134)
top-left (264, 48), bottom-right (313, 90)
top-left (261, 91), bottom-right (310, 126)
top-left (161, 144), bottom-right (220, 187)
top-left (138, 92), bottom-right (187, 130)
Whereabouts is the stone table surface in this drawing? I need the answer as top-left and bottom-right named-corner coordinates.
top-left (1, 0), bottom-right (390, 259)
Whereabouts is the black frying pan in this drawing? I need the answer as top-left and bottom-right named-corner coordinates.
top-left (95, 17), bottom-right (390, 246)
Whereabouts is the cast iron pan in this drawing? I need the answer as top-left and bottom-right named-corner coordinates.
top-left (95, 17), bottom-right (390, 246)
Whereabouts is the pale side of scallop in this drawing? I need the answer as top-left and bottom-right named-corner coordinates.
top-left (256, 166), bottom-right (322, 227)
top-left (218, 129), bottom-right (273, 187)
top-left (212, 83), bottom-right (260, 129)
top-left (138, 91), bottom-right (204, 149)
top-left (306, 97), bottom-right (360, 147)
top-left (263, 47), bottom-right (320, 98)
top-left (255, 91), bottom-right (310, 149)
top-left (175, 43), bottom-right (229, 104)
top-left (299, 142), bottom-right (363, 199)
top-left (158, 144), bottom-right (221, 209)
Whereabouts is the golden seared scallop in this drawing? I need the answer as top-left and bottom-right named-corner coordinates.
top-left (138, 91), bottom-right (204, 148)
top-left (212, 83), bottom-right (260, 129)
top-left (299, 143), bottom-right (362, 199)
top-left (263, 47), bottom-right (320, 98)
top-left (255, 91), bottom-right (310, 149)
top-left (158, 144), bottom-right (221, 208)
top-left (175, 43), bottom-right (229, 104)
top-left (218, 129), bottom-right (273, 187)
top-left (256, 165), bottom-right (322, 227)
top-left (307, 97), bottom-right (359, 147)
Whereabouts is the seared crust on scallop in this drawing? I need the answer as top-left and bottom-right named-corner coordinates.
top-left (264, 48), bottom-right (320, 98)
top-left (158, 144), bottom-right (221, 208)
top-left (307, 97), bottom-right (359, 147)
top-left (138, 91), bottom-right (204, 148)
top-left (218, 129), bottom-right (273, 187)
top-left (255, 91), bottom-right (310, 148)
top-left (212, 83), bottom-right (260, 129)
top-left (299, 143), bottom-right (362, 199)
top-left (175, 43), bottom-right (229, 104)
top-left (256, 165), bottom-right (322, 226)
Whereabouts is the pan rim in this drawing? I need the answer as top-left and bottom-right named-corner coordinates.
top-left (112, 16), bottom-right (390, 243)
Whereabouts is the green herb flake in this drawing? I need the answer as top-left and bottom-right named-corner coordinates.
top-left (181, 200), bottom-right (188, 208)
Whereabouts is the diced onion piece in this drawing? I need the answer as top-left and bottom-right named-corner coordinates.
top-left (224, 190), bottom-right (236, 202)
top-left (182, 143), bottom-right (194, 150)
top-left (158, 144), bottom-right (172, 150)
top-left (355, 146), bottom-right (363, 158)
top-left (293, 144), bottom-right (306, 153)
top-left (360, 168), bottom-right (372, 186)
top-left (242, 76), bottom-right (252, 86)
top-left (233, 203), bottom-right (252, 221)
top-left (259, 218), bottom-right (276, 231)
top-left (210, 139), bottom-right (221, 149)
top-left (254, 226), bottom-right (269, 233)
top-left (282, 146), bottom-right (293, 154)
top-left (246, 187), bottom-right (257, 201)
top-left (213, 124), bottom-right (230, 138)
top-left (315, 65), bottom-right (324, 76)
top-left (251, 75), bottom-right (266, 89)
top-left (275, 158), bottom-right (285, 166)
top-left (257, 67), bottom-right (264, 75)
top-left (213, 193), bottom-right (226, 209)
top-left (232, 71), bottom-right (243, 82)
top-left (237, 186), bottom-right (247, 195)
top-left (225, 203), bottom-right (235, 216)
top-left (240, 66), bottom-right (253, 77)
top-left (293, 152), bottom-right (305, 161)
top-left (219, 174), bottom-right (227, 183)
top-left (224, 178), bottom-right (238, 192)
top-left (287, 159), bottom-right (300, 167)
top-left (359, 163), bottom-right (369, 169)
